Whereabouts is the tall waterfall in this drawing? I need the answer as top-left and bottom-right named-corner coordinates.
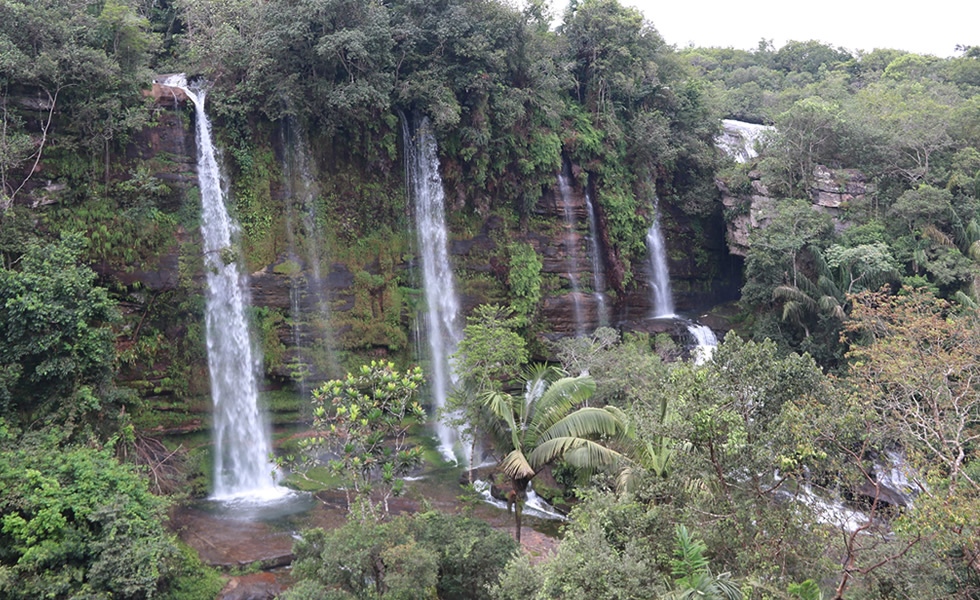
top-left (643, 192), bottom-right (717, 363)
top-left (584, 189), bottom-right (609, 327)
top-left (646, 196), bottom-right (675, 318)
top-left (160, 75), bottom-right (282, 500)
top-left (281, 117), bottom-right (335, 389)
top-left (401, 115), bottom-right (464, 464)
top-left (556, 170), bottom-right (585, 335)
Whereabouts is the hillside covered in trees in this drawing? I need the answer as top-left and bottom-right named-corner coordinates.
top-left (1, 0), bottom-right (978, 598)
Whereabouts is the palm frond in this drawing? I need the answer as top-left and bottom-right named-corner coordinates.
top-left (969, 239), bottom-right (980, 263)
top-left (773, 285), bottom-right (817, 313)
top-left (922, 224), bottom-right (953, 247)
top-left (482, 391), bottom-right (521, 451)
top-left (499, 449), bottom-right (534, 480)
top-left (529, 437), bottom-right (623, 471)
top-left (528, 375), bottom-right (597, 439)
top-left (536, 406), bottom-right (626, 444)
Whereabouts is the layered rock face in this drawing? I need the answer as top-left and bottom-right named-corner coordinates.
top-left (718, 166), bottom-right (872, 257)
top-left (122, 90), bottom-right (738, 393)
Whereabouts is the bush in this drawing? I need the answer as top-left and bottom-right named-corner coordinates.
top-left (0, 426), bottom-right (209, 600)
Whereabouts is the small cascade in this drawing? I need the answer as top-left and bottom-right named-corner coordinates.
top-left (401, 114), bottom-right (465, 464)
top-left (687, 323), bottom-right (718, 365)
top-left (159, 75), bottom-right (284, 500)
top-left (717, 119), bottom-right (773, 163)
top-left (472, 480), bottom-right (566, 521)
top-left (583, 189), bottom-right (609, 327)
top-left (281, 117), bottom-right (336, 390)
top-left (556, 169), bottom-right (585, 335)
top-left (646, 196), bottom-right (675, 318)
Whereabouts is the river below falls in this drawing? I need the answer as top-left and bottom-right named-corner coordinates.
top-left (172, 461), bottom-right (562, 588)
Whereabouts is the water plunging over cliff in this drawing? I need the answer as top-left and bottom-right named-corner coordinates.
top-left (160, 75), bottom-right (283, 500)
top-left (584, 189), bottom-right (609, 327)
top-left (643, 193), bottom-right (717, 362)
top-left (556, 170), bottom-right (585, 335)
top-left (717, 119), bottom-right (773, 163)
top-left (401, 115), bottom-right (464, 464)
top-left (646, 197), bottom-right (675, 319)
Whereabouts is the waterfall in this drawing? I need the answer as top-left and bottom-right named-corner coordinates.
top-left (556, 170), bottom-right (585, 335)
top-left (281, 117), bottom-right (336, 389)
top-left (687, 323), bottom-right (718, 365)
top-left (646, 196), bottom-right (675, 318)
top-left (717, 119), bottom-right (773, 163)
top-left (160, 75), bottom-right (283, 500)
top-left (401, 115), bottom-right (465, 464)
top-left (643, 192), bottom-right (717, 363)
top-left (584, 189), bottom-right (609, 327)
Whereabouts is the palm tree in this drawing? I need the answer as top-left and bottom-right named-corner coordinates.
top-left (483, 364), bottom-right (627, 541)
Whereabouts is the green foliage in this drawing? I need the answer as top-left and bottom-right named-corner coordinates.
top-left (506, 242), bottom-right (543, 326)
top-left (445, 304), bottom-right (529, 470)
top-left (0, 428), bottom-right (187, 600)
top-left (483, 364), bottom-right (627, 540)
top-left (0, 233), bottom-right (129, 431)
top-left (285, 512), bottom-right (518, 600)
top-left (293, 361), bottom-right (426, 520)
top-left (334, 231), bottom-right (408, 352)
top-left (491, 491), bottom-right (671, 600)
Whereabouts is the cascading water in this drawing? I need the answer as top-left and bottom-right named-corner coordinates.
top-left (281, 117), bottom-right (336, 390)
top-left (643, 192), bottom-right (717, 363)
top-left (646, 196), bottom-right (675, 319)
top-left (160, 75), bottom-right (283, 500)
top-left (556, 170), bottom-right (585, 335)
top-left (687, 323), bottom-right (718, 365)
top-left (583, 189), bottom-right (609, 327)
top-left (401, 115), bottom-right (465, 464)
top-left (717, 119), bottom-right (773, 163)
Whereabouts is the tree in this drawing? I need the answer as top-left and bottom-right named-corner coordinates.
top-left (285, 512), bottom-right (518, 600)
top-left (0, 233), bottom-right (124, 431)
top-left (483, 365), bottom-right (627, 541)
top-left (0, 426), bottom-right (221, 600)
top-left (843, 289), bottom-right (980, 569)
top-left (296, 361), bottom-right (426, 521)
top-left (445, 304), bottom-right (528, 478)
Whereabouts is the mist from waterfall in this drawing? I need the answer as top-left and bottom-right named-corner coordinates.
top-left (401, 114), bottom-right (465, 464)
top-left (281, 117), bottom-right (336, 391)
top-left (160, 75), bottom-right (283, 500)
top-left (556, 169), bottom-right (585, 335)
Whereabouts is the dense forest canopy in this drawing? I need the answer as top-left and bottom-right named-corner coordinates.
top-left (0, 0), bottom-right (978, 598)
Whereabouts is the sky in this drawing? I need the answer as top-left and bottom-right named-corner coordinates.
top-left (574, 0), bottom-right (978, 58)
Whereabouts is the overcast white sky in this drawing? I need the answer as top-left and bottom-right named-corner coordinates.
top-left (557, 0), bottom-right (978, 58)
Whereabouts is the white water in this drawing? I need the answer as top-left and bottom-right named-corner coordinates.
top-left (557, 170), bottom-right (585, 335)
top-left (160, 75), bottom-right (284, 501)
top-left (584, 189), bottom-right (609, 327)
top-left (647, 196), bottom-right (675, 318)
top-left (643, 193), bottom-right (717, 362)
top-left (687, 323), bottom-right (718, 365)
top-left (402, 115), bottom-right (465, 464)
top-left (473, 480), bottom-right (566, 521)
top-left (717, 119), bottom-right (773, 163)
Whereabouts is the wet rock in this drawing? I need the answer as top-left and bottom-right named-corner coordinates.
top-left (217, 573), bottom-right (281, 600)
